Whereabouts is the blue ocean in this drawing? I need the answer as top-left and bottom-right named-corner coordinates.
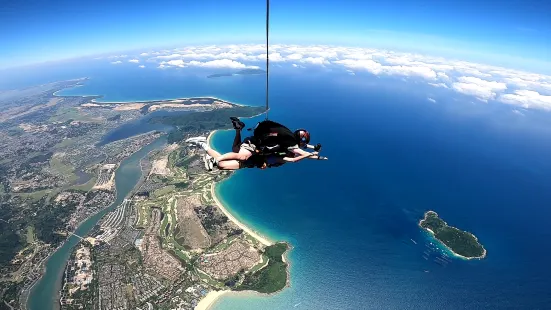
top-left (10, 59), bottom-right (551, 309)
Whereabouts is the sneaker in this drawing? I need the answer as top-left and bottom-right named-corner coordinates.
top-left (204, 155), bottom-right (215, 171)
top-left (230, 117), bottom-right (245, 130)
top-left (209, 156), bottom-right (217, 169)
top-left (203, 155), bottom-right (211, 171)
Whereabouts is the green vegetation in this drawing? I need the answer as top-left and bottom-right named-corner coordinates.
top-left (55, 138), bottom-right (77, 148)
top-left (0, 220), bottom-right (23, 265)
top-left (49, 106), bottom-right (94, 122)
top-left (148, 105), bottom-right (265, 143)
top-left (26, 226), bottom-right (36, 244)
top-left (15, 189), bottom-right (53, 202)
top-left (236, 242), bottom-right (289, 294)
top-left (34, 197), bottom-right (79, 244)
top-left (69, 176), bottom-right (97, 191)
top-left (135, 203), bottom-right (151, 228)
top-left (27, 152), bottom-right (54, 164)
top-left (248, 255), bottom-right (269, 274)
top-left (419, 211), bottom-right (486, 259)
top-left (152, 185), bottom-right (176, 198)
top-left (50, 156), bottom-right (74, 175)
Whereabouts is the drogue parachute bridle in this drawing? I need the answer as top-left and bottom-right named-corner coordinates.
top-left (262, 0), bottom-right (325, 157)
top-left (265, 0), bottom-right (270, 120)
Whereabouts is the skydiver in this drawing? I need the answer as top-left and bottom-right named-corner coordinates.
top-left (185, 117), bottom-right (326, 171)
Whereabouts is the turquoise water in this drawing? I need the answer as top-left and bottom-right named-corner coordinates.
top-left (98, 110), bottom-right (191, 145)
top-left (21, 63), bottom-right (551, 309)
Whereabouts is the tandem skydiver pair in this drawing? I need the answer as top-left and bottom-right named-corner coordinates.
top-left (185, 117), bottom-right (327, 171)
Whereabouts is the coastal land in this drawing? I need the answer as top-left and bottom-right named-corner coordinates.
top-left (419, 211), bottom-right (486, 260)
top-left (0, 78), bottom-right (291, 310)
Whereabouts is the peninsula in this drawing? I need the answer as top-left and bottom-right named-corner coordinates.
top-left (419, 211), bottom-right (486, 260)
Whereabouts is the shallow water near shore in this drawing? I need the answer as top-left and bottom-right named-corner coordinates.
top-left (24, 62), bottom-right (551, 309)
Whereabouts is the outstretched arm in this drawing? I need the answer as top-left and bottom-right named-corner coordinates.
top-left (292, 148), bottom-right (325, 160)
top-left (283, 152), bottom-right (318, 163)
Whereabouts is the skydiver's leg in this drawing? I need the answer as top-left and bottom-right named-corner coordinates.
top-left (205, 148), bottom-right (222, 159)
top-left (214, 138), bottom-right (255, 162)
top-left (231, 129), bottom-right (242, 153)
top-left (216, 160), bottom-right (241, 170)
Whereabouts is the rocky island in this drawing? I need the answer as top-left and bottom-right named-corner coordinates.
top-left (419, 211), bottom-right (486, 260)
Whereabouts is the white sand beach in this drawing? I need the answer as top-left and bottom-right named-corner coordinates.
top-left (207, 130), bottom-right (273, 248)
top-left (194, 290), bottom-right (230, 310)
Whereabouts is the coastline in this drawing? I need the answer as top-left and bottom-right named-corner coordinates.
top-left (195, 290), bottom-right (230, 310)
top-left (207, 132), bottom-right (273, 247)
top-left (51, 77), bottom-right (249, 107)
top-left (194, 130), bottom-right (282, 310)
top-left (419, 211), bottom-right (487, 260)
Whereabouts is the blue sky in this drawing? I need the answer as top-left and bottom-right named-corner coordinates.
top-left (1, 0), bottom-right (549, 71)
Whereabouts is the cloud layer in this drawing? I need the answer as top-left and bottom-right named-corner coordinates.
top-left (108, 44), bottom-right (551, 110)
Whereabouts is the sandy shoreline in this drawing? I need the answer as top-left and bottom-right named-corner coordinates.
top-left (193, 130), bottom-right (275, 309)
top-left (207, 130), bottom-right (274, 246)
top-left (194, 290), bottom-right (230, 310)
top-left (210, 183), bottom-right (273, 247)
top-left (207, 131), bottom-right (273, 247)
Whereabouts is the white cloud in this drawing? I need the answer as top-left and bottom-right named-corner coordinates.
top-left (136, 44), bottom-right (551, 110)
top-left (165, 59), bottom-right (185, 67)
top-left (499, 90), bottom-right (551, 110)
top-left (138, 65), bottom-right (145, 68)
top-left (428, 97), bottom-right (436, 103)
top-left (512, 109), bottom-right (525, 116)
top-left (334, 59), bottom-right (436, 79)
top-left (429, 83), bottom-right (449, 88)
top-left (437, 72), bottom-right (449, 80)
top-left (457, 76), bottom-right (507, 91)
top-left (452, 83), bottom-right (497, 101)
top-left (451, 77), bottom-right (507, 101)
top-left (386, 65), bottom-right (437, 79)
top-left (110, 61), bottom-right (122, 64)
top-left (287, 53), bottom-right (303, 60)
top-left (269, 53), bottom-right (285, 62)
top-left (155, 53), bottom-right (183, 60)
top-left (187, 59), bottom-right (258, 69)
top-left (300, 57), bottom-right (329, 65)
top-left (334, 59), bottom-right (382, 74)
top-left (128, 59), bottom-right (139, 63)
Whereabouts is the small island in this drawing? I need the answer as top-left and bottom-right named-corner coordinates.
top-left (419, 211), bottom-right (486, 259)
top-left (207, 68), bottom-right (266, 78)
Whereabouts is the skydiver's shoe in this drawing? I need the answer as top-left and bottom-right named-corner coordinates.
top-left (204, 155), bottom-right (216, 171)
top-left (230, 117), bottom-right (245, 130)
top-left (203, 155), bottom-right (211, 171)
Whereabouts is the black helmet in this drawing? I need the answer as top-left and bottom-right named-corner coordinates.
top-left (294, 129), bottom-right (310, 147)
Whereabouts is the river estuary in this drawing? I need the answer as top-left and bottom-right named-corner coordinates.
top-left (26, 136), bottom-right (167, 310)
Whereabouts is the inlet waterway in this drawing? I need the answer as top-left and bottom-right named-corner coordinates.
top-left (26, 136), bottom-right (167, 310)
